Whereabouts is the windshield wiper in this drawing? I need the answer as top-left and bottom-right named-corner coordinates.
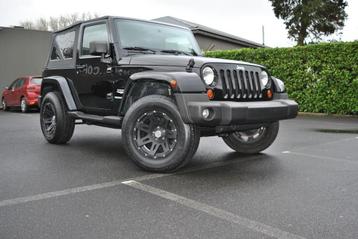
top-left (123, 46), bottom-right (156, 54)
top-left (160, 49), bottom-right (192, 56)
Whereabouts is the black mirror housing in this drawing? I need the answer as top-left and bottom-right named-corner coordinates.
top-left (89, 41), bottom-right (109, 56)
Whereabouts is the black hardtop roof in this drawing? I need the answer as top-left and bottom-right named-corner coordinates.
top-left (55, 16), bottom-right (190, 33)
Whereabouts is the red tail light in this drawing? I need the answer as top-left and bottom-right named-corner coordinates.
top-left (27, 86), bottom-right (36, 92)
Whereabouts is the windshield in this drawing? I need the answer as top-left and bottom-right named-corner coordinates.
top-left (115, 19), bottom-right (201, 56)
top-left (30, 78), bottom-right (42, 85)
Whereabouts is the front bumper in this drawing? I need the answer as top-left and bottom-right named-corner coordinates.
top-left (175, 93), bottom-right (298, 126)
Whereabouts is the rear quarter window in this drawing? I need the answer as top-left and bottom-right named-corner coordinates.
top-left (50, 31), bottom-right (76, 60)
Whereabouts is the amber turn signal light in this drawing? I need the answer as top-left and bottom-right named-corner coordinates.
top-left (170, 80), bottom-right (177, 89)
top-left (266, 89), bottom-right (273, 99)
top-left (207, 89), bottom-right (214, 100)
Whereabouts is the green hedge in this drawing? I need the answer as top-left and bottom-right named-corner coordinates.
top-left (206, 42), bottom-right (358, 115)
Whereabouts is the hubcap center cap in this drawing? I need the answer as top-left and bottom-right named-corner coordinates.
top-left (154, 130), bottom-right (162, 138)
top-left (153, 126), bottom-right (166, 139)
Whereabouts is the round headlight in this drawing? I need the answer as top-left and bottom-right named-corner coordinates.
top-left (202, 67), bottom-right (215, 86)
top-left (260, 71), bottom-right (269, 86)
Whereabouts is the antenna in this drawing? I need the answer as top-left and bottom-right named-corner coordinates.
top-left (262, 25), bottom-right (265, 46)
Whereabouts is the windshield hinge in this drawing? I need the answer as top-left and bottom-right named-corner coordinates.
top-left (186, 58), bottom-right (195, 72)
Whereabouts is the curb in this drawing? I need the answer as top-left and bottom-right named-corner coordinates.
top-left (298, 112), bottom-right (358, 118)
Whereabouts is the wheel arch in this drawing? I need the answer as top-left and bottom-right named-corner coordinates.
top-left (120, 79), bottom-right (172, 115)
top-left (129, 71), bottom-right (206, 93)
top-left (120, 71), bottom-right (206, 115)
top-left (41, 76), bottom-right (78, 110)
top-left (20, 95), bottom-right (25, 104)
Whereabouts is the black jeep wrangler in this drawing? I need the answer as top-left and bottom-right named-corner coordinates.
top-left (40, 16), bottom-right (298, 172)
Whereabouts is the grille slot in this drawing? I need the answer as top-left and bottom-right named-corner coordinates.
top-left (219, 68), bottom-right (263, 100)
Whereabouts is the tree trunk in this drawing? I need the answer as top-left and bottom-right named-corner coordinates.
top-left (297, 24), bottom-right (308, 46)
top-left (297, 34), bottom-right (305, 46)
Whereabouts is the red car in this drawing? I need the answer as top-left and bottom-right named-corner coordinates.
top-left (1, 76), bottom-right (42, 113)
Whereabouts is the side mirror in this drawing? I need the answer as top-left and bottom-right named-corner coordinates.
top-left (89, 41), bottom-right (108, 56)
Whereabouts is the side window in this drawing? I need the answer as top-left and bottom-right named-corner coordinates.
top-left (50, 30), bottom-right (76, 60)
top-left (9, 80), bottom-right (17, 90)
top-left (14, 79), bottom-right (23, 89)
top-left (81, 24), bottom-right (108, 56)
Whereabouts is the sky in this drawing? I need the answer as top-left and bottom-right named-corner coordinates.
top-left (0, 0), bottom-right (357, 47)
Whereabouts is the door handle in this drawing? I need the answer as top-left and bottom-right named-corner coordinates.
top-left (76, 65), bottom-right (86, 70)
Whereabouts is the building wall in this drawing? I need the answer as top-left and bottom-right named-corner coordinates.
top-left (194, 34), bottom-right (245, 51)
top-left (0, 28), bottom-right (51, 91)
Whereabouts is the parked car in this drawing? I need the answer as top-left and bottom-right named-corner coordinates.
top-left (2, 76), bottom-right (42, 112)
top-left (40, 16), bottom-right (298, 172)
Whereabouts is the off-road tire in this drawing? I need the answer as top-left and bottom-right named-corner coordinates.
top-left (40, 92), bottom-right (75, 144)
top-left (222, 122), bottom-right (279, 154)
top-left (122, 95), bottom-right (200, 172)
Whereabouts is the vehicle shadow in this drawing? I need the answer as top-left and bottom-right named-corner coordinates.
top-left (46, 132), bottom-right (282, 180)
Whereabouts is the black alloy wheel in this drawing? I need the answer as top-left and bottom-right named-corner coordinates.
top-left (222, 122), bottom-right (279, 154)
top-left (42, 102), bottom-right (57, 137)
top-left (40, 92), bottom-right (75, 144)
top-left (122, 95), bottom-right (200, 172)
top-left (133, 110), bottom-right (178, 159)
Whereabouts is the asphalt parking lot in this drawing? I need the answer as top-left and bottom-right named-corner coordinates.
top-left (0, 110), bottom-right (357, 239)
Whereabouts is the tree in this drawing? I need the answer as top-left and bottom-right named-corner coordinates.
top-left (19, 21), bottom-right (34, 29)
top-left (49, 17), bottom-right (59, 31)
top-left (269, 0), bottom-right (348, 45)
top-left (36, 18), bottom-right (49, 31)
top-left (19, 13), bottom-right (99, 31)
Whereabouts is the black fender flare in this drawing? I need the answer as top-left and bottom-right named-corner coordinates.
top-left (129, 71), bottom-right (206, 93)
top-left (122, 71), bottom-right (208, 121)
top-left (41, 76), bottom-right (77, 110)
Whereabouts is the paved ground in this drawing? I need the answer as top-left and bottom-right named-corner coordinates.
top-left (0, 110), bottom-right (357, 239)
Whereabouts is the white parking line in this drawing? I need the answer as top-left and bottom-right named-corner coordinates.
top-left (0, 157), bottom-right (256, 208)
top-left (281, 136), bottom-right (358, 164)
top-left (122, 180), bottom-right (306, 239)
top-left (0, 179), bottom-right (126, 208)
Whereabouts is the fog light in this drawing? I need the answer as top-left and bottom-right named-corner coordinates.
top-left (202, 109), bottom-right (210, 119)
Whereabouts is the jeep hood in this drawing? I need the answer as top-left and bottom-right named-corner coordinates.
top-left (128, 55), bottom-right (264, 69)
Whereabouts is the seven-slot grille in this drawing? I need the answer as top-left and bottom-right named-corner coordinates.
top-left (218, 67), bottom-right (263, 100)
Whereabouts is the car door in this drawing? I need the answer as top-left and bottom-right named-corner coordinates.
top-left (12, 78), bottom-right (25, 106)
top-left (75, 21), bottom-right (115, 115)
top-left (7, 79), bottom-right (19, 106)
top-left (3, 80), bottom-right (15, 106)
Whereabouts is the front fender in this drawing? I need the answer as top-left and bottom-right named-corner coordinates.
top-left (130, 71), bottom-right (206, 93)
